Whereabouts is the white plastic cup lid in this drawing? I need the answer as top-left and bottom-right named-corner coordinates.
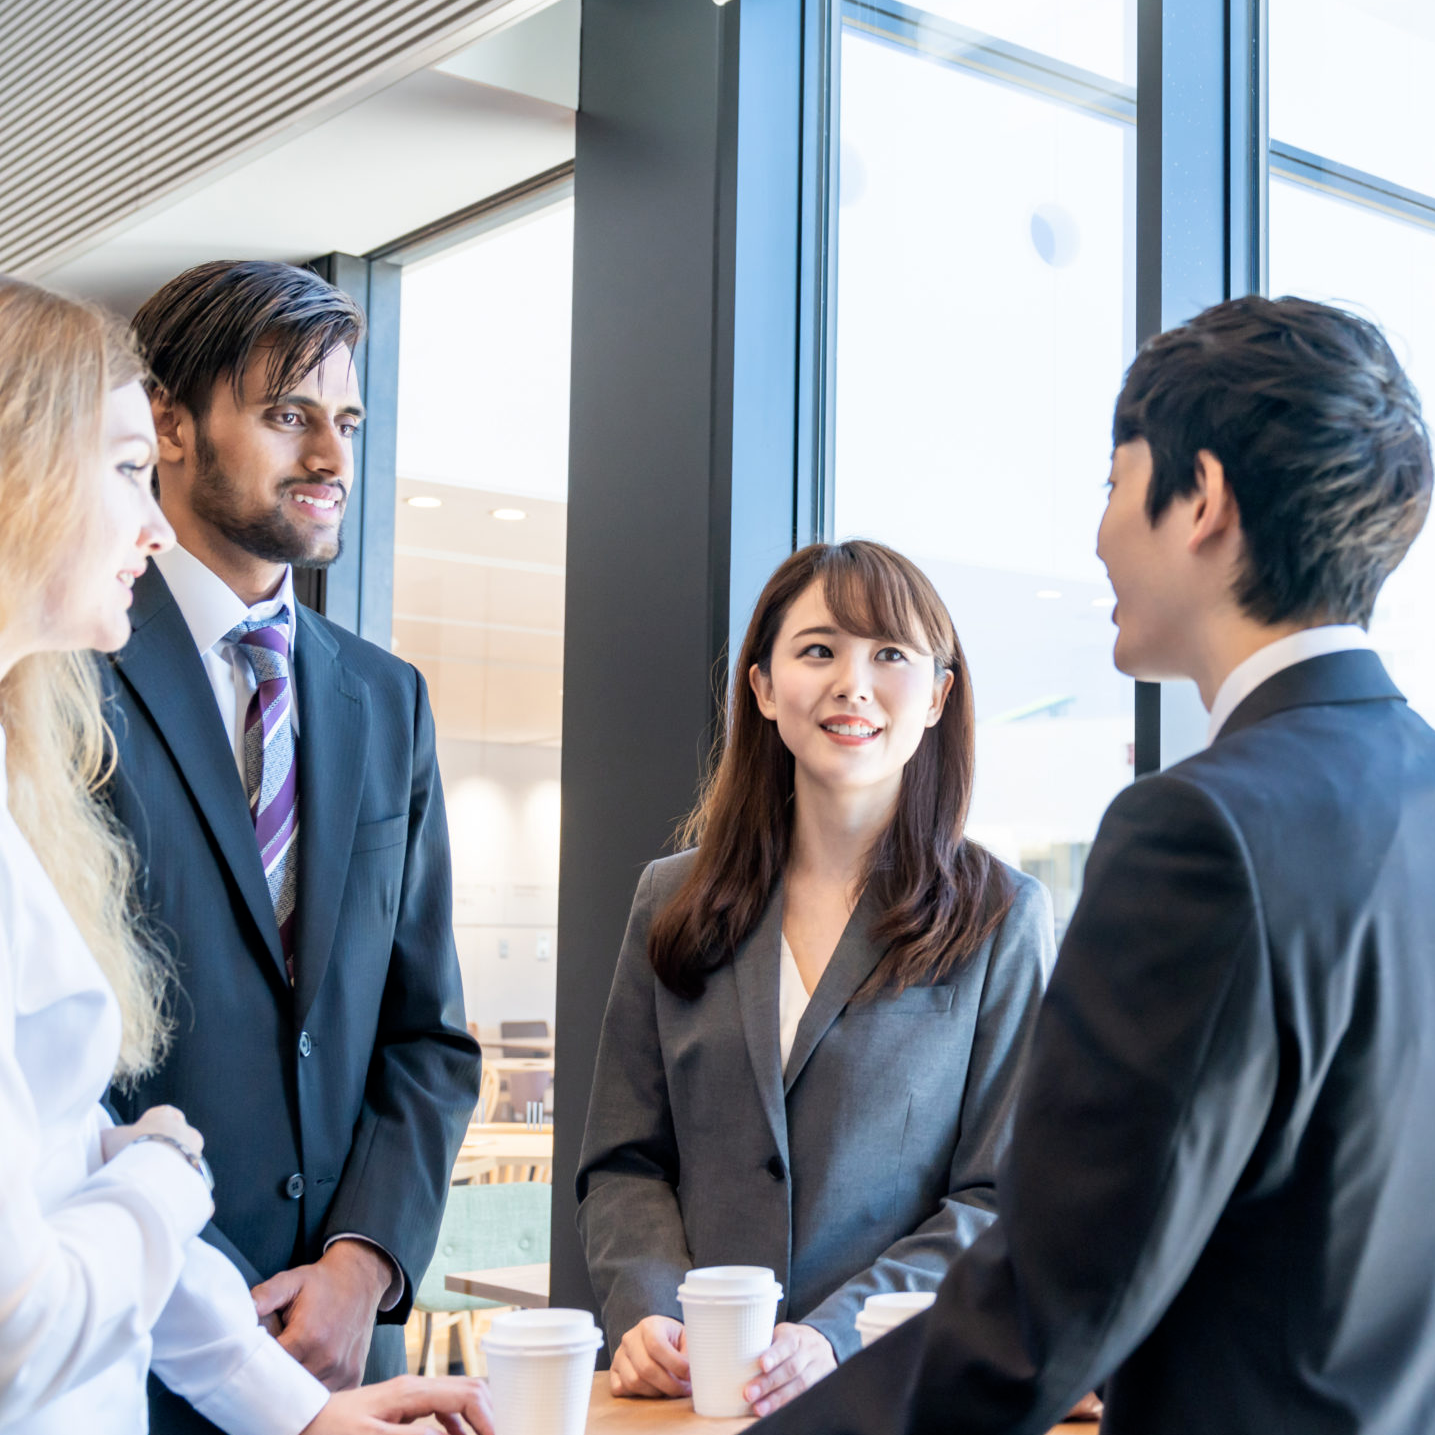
top-left (857, 1291), bottom-right (936, 1329)
top-left (482, 1308), bottom-right (604, 1352)
top-left (677, 1265), bottom-right (782, 1301)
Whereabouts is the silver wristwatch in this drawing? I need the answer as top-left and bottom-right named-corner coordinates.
top-left (130, 1132), bottom-right (216, 1192)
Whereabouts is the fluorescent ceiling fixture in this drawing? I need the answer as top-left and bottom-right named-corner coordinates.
top-left (406, 495), bottom-right (442, 509)
top-left (1036, 589), bottom-right (1062, 599)
top-left (491, 507), bottom-right (528, 521)
top-left (1091, 596), bottom-right (1113, 607)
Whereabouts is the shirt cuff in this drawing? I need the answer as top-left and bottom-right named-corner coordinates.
top-left (188, 1331), bottom-right (330, 1435)
top-left (323, 1233), bottom-right (405, 1312)
top-left (99, 1138), bottom-right (215, 1246)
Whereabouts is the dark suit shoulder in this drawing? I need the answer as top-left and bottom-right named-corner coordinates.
top-left (639, 847), bottom-right (700, 905)
top-left (298, 609), bottom-right (420, 702)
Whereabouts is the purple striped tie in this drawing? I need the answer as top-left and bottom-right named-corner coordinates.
top-left (226, 613), bottom-right (298, 984)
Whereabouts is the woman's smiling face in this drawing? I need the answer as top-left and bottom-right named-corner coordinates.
top-left (749, 578), bottom-right (953, 801)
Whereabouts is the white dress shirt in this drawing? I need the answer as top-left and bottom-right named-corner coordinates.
top-left (0, 726), bottom-right (329, 1435)
top-left (152, 544), bottom-right (299, 778)
top-left (1205, 624), bottom-right (1372, 745)
top-left (777, 933), bottom-right (812, 1075)
top-left (152, 544), bottom-right (402, 1309)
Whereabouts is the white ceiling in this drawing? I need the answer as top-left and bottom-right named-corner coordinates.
top-left (37, 0), bottom-right (579, 316)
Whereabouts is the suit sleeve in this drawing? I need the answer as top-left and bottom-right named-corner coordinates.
top-left (800, 875), bottom-right (1055, 1357)
top-left (754, 773), bottom-right (1280, 1435)
top-left (318, 669), bottom-right (481, 1321)
top-left (575, 862), bottom-right (696, 1350)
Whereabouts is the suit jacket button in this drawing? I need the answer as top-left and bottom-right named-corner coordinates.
top-left (299, 1031), bottom-right (313, 1057)
top-left (284, 1173), bottom-right (306, 1199)
top-left (766, 1155), bottom-right (786, 1181)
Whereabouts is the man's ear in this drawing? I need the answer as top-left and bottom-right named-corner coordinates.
top-left (749, 662), bottom-right (778, 721)
top-left (1187, 449), bottom-right (1240, 554)
top-left (150, 388), bottom-right (189, 465)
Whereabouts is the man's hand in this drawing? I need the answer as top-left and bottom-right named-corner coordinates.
top-left (610, 1315), bottom-right (690, 1398)
top-left (302, 1374), bottom-right (494, 1435)
top-left (253, 1240), bottom-right (395, 1391)
top-left (742, 1323), bottom-right (836, 1417)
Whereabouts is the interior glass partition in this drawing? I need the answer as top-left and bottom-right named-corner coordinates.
top-left (392, 197), bottom-right (574, 1111)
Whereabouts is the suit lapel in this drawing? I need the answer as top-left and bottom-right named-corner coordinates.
top-left (113, 566), bottom-right (285, 980)
top-left (732, 885), bottom-right (790, 1165)
top-left (291, 608), bottom-right (368, 1022)
top-left (782, 888), bottom-right (887, 1094)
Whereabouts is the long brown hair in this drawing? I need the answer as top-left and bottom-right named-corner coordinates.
top-left (649, 540), bottom-right (1012, 999)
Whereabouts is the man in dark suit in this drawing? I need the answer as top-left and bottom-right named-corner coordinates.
top-left (754, 295), bottom-right (1435, 1433)
top-left (105, 260), bottom-right (481, 1433)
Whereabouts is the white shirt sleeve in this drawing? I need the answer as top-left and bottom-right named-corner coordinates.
top-left (149, 1239), bottom-right (329, 1435)
top-left (0, 983), bottom-right (213, 1424)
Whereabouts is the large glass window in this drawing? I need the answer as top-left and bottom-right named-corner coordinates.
top-left (1269, 1), bottom-right (1435, 721)
top-left (831, 3), bottom-right (1137, 934)
top-left (394, 198), bottom-right (573, 1104)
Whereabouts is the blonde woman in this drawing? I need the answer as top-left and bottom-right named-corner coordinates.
top-left (0, 277), bottom-right (492, 1435)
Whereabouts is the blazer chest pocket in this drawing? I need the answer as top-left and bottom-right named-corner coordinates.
top-left (351, 815), bottom-right (408, 854)
top-left (850, 984), bottom-right (957, 1016)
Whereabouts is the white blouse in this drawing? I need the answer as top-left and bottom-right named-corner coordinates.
top-left (0, 727), bottom-right (329, 1434)
top-left (777, 934), bottom-right (812, 1074)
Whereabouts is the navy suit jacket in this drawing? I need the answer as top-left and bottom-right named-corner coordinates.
top-left (104, 565), bottom-right (480, 1430)
top-left (755, 650), bottom-right (1435, 1435)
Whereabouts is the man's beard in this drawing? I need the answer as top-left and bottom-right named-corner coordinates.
top-left (191, 426), bottom-right (344, 569)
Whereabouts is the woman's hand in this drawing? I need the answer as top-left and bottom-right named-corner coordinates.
top-left (302, 1375), bottom-right (494, 1434)
top-left (610, 1315), bottom-right (691, 1398)
top-left (743, 1322), bottom-right (836, 1416)
top-left (1065, 1391), bottom-right (1104, 1421)
top-left (100, 1105), bottom-right (204, 1164)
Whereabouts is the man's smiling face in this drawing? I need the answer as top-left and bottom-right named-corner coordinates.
top-left (185, 342), bottom-right (364, 569)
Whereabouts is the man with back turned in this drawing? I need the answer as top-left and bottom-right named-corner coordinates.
top-left (105, 260), bottom-right (481, 1433)
top-left (754, 295), bottom-right (1435, 1434)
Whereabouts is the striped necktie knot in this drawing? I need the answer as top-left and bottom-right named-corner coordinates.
top-left (225, 609), bottom-right (298, 983)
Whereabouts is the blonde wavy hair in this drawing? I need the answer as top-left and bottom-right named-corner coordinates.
top-left (0, 277), bottom-right (169, 1080)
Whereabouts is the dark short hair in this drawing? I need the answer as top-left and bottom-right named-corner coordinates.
top-left (132, 260), bottom-right (365, 418)
top-left (1113, 294), bottom-right (1432, 627)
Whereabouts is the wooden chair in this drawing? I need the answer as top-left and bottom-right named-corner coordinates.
top-left (409, 1181), bottom-right (550, 1376)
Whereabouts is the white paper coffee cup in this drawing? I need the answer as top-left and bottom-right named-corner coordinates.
top-left (482, 1308), bottom-right (604, 1435)
top-left (677, 1266), bottom-right (783, 1418)
top-left (853, 1291), bottom-right (936, 1348)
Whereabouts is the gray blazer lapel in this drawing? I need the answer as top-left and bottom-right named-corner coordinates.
top-left (732, 885), bottom-right (790, 1165)
top-left (113, 566), bottom-right (285, 979)
top-left (783, 889), bottom-right (887, 1094)
top-left (291, 609), bottom-right (369, 1021)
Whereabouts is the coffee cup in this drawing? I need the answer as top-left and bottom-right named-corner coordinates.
top-left (677, 1266), bottom-right (783, 1418)
top-left (853, 1290), bottom-right (936, 1348)
top-left (482, 1307), bottom-right (604, 1435)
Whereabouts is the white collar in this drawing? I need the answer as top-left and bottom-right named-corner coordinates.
top-left (1206, 625), bottom-right (1371, 744)
top-left (153, 545), bottom-right (297, 658)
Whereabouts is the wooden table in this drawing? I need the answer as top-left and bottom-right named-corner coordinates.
top-left (585, 1375), bottom-right (1093, 1432)
top-left (446, 1262), bottom-right (550, 1307)
top-left (484, 1056), bottom-right (555, 1075)
top-left (459, 1132), bottom-right (553, 1162)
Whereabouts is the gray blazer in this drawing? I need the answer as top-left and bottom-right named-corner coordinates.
top-left (576, 850), bottom-right (1054, 1358)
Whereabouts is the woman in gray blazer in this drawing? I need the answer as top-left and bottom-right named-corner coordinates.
top-left (577, 540), bottom-right (1055, 1418)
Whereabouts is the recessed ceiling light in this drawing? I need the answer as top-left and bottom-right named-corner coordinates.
top-left (1036, 589), bottom-right (1062, 600)
top-left (491, 508), bottom-right (527, 522)
top-left (1092, 596), bottom-right (1113, 607)
top-left (406, 495), bottom-right (442, 509)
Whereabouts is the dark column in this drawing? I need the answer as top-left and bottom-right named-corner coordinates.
top-left (551, 0), bottom-right (739, 1317)
top-left (1133, 0), bottom-right (1258, 770)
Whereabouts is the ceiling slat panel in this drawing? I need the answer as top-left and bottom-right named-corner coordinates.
top-left (1, 0), bottom-right (528, 275)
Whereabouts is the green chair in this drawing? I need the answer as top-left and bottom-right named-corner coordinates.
top-left (412, 1180), bottom-right (551, 1375)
